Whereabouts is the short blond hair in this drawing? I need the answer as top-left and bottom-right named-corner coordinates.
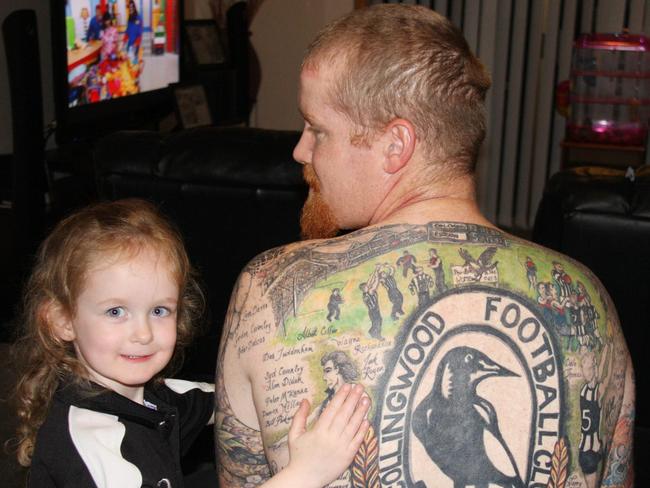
top-left (303, 4), bottom-right (491, 176)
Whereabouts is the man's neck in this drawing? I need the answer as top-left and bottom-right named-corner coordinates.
top-left (368, 173), bottom-right (495, 229)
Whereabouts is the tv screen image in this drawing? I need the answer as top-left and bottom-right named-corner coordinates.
top-left (65, 0), bottom-right (179, 107)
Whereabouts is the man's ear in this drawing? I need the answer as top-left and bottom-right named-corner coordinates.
top-left (383, 119), bottom-right (416, 174)
top-left (43, 300), bottom-right (76, 342)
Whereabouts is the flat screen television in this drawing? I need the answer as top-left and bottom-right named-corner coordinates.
top-left (51, 0), bottom-right (182, 144)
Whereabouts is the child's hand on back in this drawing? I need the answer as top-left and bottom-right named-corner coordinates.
top-left (284, 383), bottom-right (371, 488)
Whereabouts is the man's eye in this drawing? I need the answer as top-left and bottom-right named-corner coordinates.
top-left (106, 307), bottom-right (125, 318)
top-left (307, 126), bottom-right (323, 138)
top-left (152, 307), bottom-right (171, 317)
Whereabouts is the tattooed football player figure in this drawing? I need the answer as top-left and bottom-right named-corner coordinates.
top-left (215, 5), bottom-right (634, 488)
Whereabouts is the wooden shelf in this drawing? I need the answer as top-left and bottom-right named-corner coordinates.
top-left (561, 139), bottom-right (646, 169)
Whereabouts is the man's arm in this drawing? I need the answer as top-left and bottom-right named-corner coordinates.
top-left (215, 270), bottom-right (272, 487)
top-left (598, 341), bottom-right (611, 380)
top-left (367, 265), bottom-right (381, 292)
top-left (601, 356), bottom-right (635, 488)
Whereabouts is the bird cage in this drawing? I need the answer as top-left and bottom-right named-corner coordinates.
top-left (566, 33), bottom-right (650, 146)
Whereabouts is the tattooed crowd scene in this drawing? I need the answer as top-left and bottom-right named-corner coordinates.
top-left (215, 4), bottom-right (634, 488)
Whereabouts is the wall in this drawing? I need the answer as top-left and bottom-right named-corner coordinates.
top-left (185, 0), bottom-right (354, 130)
top-left (248, 0), bottom-right (353, 130)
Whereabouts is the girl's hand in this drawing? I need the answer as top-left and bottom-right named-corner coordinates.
top-left (283, 383), bottom-right (371, 488)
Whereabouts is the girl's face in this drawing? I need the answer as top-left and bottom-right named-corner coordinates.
top-left (56, 246), bottom-right (179, 403)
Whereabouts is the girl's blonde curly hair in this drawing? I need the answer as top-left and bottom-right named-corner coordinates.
top-left (11, 198), bottom-right (204, 467)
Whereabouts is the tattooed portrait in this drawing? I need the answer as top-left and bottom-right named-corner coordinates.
top-left (215, 4), bottom-right (634, 488)
top-left (319, 351), bottom-right (359, 415)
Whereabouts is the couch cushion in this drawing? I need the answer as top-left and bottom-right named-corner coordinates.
top-left (160, 127), bottom-right (303, 187)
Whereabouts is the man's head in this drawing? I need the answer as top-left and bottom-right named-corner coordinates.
top-left (321, 350), bottom-right (359, 391)
top-left (95, 5), bottom-right (102, 20)
top-left (537, 282), bottom-right (548, 297)
top-left (294, 5), bottom-right (490, 240)
top-left (304, 5), bottom-right (491, 164)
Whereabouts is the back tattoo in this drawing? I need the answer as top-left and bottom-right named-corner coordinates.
top-left (216, 222), bottom-right (633, 488)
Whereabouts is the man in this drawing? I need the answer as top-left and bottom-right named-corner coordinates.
top-left (525, 255), bottom-right (538, 290)
top-left (408, 266), bottom-right (434, 308)
top-left (359, 280), bottom-right (382, 339)
top-left (396, 249), bottom-right (418, 277)
top-left (319, 351), bottom-right (359, 416)
top-left (215, 5), bottom-right (634, 488)
top-left (86, 5), bottom-right (103, 42)
top-left (552, 261), bottom-right (574, 300)
top-left (579, 344), bottom-right (613, 488)
top-left (379, 264), bottom-right (405, 320)
top-left (428, 248), bottom-right (447, 293)
top-left (326, 288), bottom-right (344, 322)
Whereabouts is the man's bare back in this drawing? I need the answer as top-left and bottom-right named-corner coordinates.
top-left (216, 222), bottom-right (634, 488)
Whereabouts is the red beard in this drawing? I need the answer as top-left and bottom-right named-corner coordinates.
top-left (300, 166), bottom-right (339, 240)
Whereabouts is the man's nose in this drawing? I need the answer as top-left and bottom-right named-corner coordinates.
top-left (293, 130), bottom-right (311, 165)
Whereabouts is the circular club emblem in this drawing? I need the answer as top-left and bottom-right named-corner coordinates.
top-left (377, 287), bottom-right (563, 488)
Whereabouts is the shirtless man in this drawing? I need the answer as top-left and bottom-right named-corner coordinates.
top-left (215, 5), bottom-right (634, 487)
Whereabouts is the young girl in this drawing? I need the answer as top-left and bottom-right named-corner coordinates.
top-left (13, 199), bottom-right (370, 488)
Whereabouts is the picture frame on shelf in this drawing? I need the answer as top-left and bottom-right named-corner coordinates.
top-left (184, 19), bottom-right (226, 68)
top-left (172, 83), bottom-right (213, 129)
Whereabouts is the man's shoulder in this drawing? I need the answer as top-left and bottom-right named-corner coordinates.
top-left (244, 222), bottom-right (606, 288)
top-left (235, 221), bottom-right (619, 336)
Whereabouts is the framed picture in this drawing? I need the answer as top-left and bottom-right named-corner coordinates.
top-left (184, 19), bottom-right (226, 67)
top-left (173, 84), bottom-right (213, 129)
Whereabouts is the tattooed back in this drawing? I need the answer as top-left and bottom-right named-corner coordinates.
top-left (216, 222), bottom-right (634, 488)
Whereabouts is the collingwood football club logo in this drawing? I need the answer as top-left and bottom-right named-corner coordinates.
top-left (377, 287), bottom-right (563, 488)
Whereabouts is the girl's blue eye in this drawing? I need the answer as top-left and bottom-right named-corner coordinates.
top-left (152, 307), bottom-right (171, 317)
top-left (106, 307), bottom-right (125, 318)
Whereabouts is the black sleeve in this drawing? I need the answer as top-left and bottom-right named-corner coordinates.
top-left (157, 382), bottom-right (215, 456)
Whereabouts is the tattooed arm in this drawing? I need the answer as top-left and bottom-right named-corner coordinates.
top-left (215, 270), bottom-right (272, 487)
top-left (601, 357), bottom-right (635, 488)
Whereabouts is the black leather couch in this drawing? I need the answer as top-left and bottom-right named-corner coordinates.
top-left (533, 165), bottom-right (650, 478)
top-left (94, 127), bottom-right (306, 379)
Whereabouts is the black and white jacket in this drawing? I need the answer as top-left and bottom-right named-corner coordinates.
top-left (29, 378), bottom-right (214, 488)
